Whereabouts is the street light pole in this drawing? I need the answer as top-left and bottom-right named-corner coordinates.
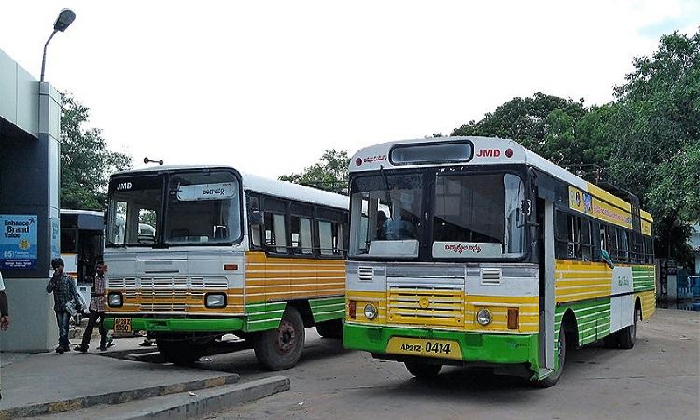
top-left (40, 8), bottom-right (76, 82)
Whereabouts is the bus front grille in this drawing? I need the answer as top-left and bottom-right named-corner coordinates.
top-left (387, 285), bottom-right (464, 327)
top-left (108, 276), bottom-right (231, 312)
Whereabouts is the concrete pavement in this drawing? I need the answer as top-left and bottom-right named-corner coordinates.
top-left (0, 338), bottom-right (242, 418)
top-left (202, 308), bottom-right (699, 420)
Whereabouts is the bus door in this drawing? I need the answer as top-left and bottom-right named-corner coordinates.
top-left (537, 198), bottom-right (556, 374)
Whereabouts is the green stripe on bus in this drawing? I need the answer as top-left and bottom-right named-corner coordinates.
top-left (632, 266), bottom-right (655, 292)
top-left (555, 299), bottom-right (611, 346)
top-left (309, 296), bottom-right (345, 323)
top-left (243, 301), bottom-right (287, 332)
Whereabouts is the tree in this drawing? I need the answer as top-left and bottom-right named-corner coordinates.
top-left (447, 29), bottom-right (700, 265)
top-left (606, 30), bottom-right (700, 263)
top-left (279, 149), bottom-right (350, 194)
top-left (452, 92), bottom-right (587, 158)
top-left (60, 93), bottom-right (132, 210)
top-left (608, 30), bottom-right (700, 209)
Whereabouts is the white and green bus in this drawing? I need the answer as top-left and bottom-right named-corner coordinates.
top-left (344, 136), bottom-right (655, 386)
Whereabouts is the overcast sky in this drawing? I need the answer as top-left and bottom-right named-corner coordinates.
top-left (1, 1), bottom-right (698, 178)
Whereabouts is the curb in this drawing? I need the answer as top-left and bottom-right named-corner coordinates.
top-left (0, 373), bottom-right (240, 419)
top-left (125, 376), bottom-right (290, 420)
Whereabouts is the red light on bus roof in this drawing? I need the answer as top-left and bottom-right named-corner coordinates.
top-left (356, 158), bottom-right (362, 166)
top-left (505, 148), bottom-right (513, 158)
top-left (224, 264), bottom-right (238, 271)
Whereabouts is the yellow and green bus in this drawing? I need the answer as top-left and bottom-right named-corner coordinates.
top-left (104, 165), bottom-right (348, 369)
top-left (343, 136), bottom-right (655, 386)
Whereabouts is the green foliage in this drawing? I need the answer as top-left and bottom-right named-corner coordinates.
top-left (608, 30), bottom-right (700, 213)
top-left (452, 92), bottom-right (587, 158)
top-left (60, 93), bottom-right (132, 210)
top-left (449, 29), bottom-right (700, 265)
top-left (279, 149), bottom-right (350, 194)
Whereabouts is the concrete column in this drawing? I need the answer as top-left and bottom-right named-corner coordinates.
top-left (0, 82), bottom-right (61, 352)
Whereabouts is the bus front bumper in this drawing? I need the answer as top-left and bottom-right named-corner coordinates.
top-left (104, 317), bottom-right (245, 333)
top-left (343, 322), bottom-right (539, 368)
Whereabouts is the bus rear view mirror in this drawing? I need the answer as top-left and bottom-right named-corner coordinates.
top-left (249, 211), bottom-right (264, 226)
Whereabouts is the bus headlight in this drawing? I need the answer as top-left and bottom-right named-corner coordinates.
top-left (108, 292), bottom-right (123, 308)
top-left (364, 303), bottom-right (378, 320)
top-left (205, 293), bottom-right (227, 308)
top-left (476, 308), bottom-right (492, 326)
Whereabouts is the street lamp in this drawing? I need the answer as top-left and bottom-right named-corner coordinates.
top-left (40, 8), bottom-right (76, 82)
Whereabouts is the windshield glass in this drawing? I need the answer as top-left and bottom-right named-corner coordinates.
top-left (106, 175), bottom-right (162, 246)
top-left (106, 170), bottom-right (242, 247)
top-left (433, 173), bottom-right (525, 258)
top-left (349, 171), bottom-right (527, 259)
top-left (350, 173), bottom-right (423, 258)
top-left (165, 171), bottom-right (241, 244)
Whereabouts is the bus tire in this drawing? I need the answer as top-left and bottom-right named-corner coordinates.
top-left (254, 307), bottom-right (305, 371)
top-left (534, 324), bottom-right (567, 388)
top-left (315, 319), bottom-right (343, 339)
top-left (404, 361), bottom-right (442, 380)
top-left (603, 333), bottom-right (619, 348)
top-left (156, 337), bottom-right (205, 366)
top-left (618, 305), bottom-right (640, 350)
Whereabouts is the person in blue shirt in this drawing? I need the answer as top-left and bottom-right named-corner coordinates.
top-left (47, 258), bottom-right (82, 354)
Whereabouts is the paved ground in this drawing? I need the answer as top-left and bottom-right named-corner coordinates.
top-left (0, 338), bottom-right (238, 413)
top-left (193, 308), bottom-right (699, 420)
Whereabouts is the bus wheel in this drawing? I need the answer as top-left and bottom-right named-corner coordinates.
top-left (316, 319), bottom-right (343, 339)
top-left (404, 361), bottom-right (442, 380)
top-left (618, 305), bottom-right (640, 350)
top-left (603, 333), bottom-right (619, 348)
top-left (534, 324), bottom-right (567, 388)
top-left (156, 337), bottom-right (205, 366)
top-left (254, 307), bottom-right (305, 371)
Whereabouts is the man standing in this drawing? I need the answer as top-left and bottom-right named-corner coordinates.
top-left (47, 258), bottom-right (81, 354)
top-left (75, 261), bottom-right (109, 352)
top-left (0, 270), bottom-right (9, 401)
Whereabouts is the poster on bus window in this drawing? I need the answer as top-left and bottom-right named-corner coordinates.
top-left (176, 182), bottom-right (236, 201)
top-left (1, 214), bottom-right (38, 270)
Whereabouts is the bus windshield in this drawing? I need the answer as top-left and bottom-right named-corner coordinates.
top-left (106, 170), bottom-right (242, 247)
top-left (350, 171), bottom-right (526, 259)
top-left (350, 173), bottom-right (423, 258)
top-left (165, 171), bottom-right (241, 244)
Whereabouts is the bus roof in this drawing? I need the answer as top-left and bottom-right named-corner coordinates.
top-left (350, 136), bottom-right (652, 222)
top-left (111, 165), bottom-right (349, 211)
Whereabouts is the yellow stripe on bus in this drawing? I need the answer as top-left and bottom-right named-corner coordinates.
top-left (244, 251), bottom-right (345, 304)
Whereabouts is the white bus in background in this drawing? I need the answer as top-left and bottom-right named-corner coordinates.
top-left (60, 209), bottom-right (105, 306)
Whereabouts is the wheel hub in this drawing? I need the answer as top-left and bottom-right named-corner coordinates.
top-left (276, 320), bottom-right (296, 354)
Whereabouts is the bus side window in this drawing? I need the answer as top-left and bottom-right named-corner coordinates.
top-left (290, 216), bottom-right (313, 255)
top-left (264, 212), bottom-right (288, 254)
top-left (600, 224), bottom-right (608, 252)
top-left (248, 195), bottom-right (263, 248)
top-left (554, 210), bottom-right (569, 259)
top-left (645, 237), bottom-right (654, 263)
top-left (318, 221), bottom-right (334, 256)
top-left (566, 214), bottom-right (581, 259)
top-left (581, 219), bottom-right (592, 261)
top-left (332, 222), bottom-right (344, 255)
top-left (609, 227), bottom-right (619, 261)
top-left (620, 230), bottom-right (629, 261)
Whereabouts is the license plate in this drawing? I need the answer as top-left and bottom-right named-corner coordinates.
top-left (114, 318), bottom-right (132, 333)
top-left (386, 337), bottom-right (462, 360)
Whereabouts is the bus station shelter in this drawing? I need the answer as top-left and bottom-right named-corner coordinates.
top-left (0, 48), bottom-right (62, 352)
